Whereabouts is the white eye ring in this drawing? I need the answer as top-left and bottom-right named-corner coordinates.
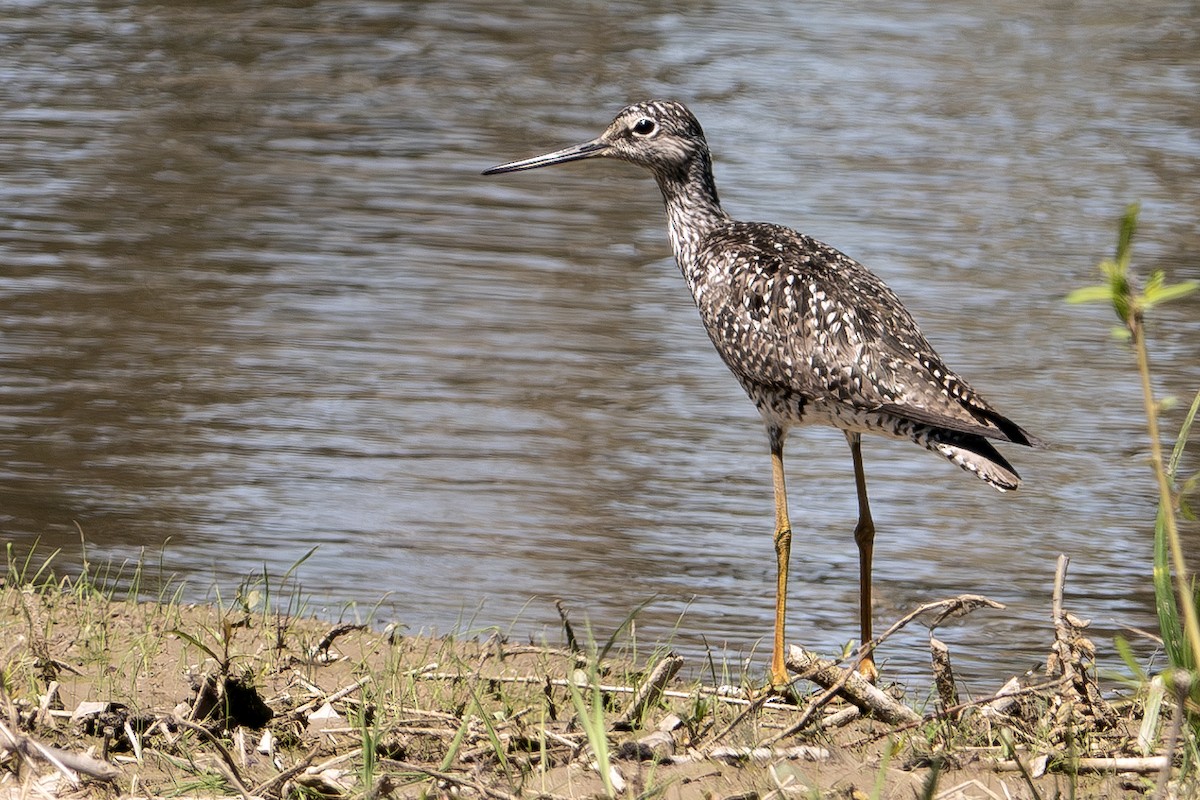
top-left (631, 118), bottom-right (657, 137)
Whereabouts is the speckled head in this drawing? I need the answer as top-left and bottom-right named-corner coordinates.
top-left (482, 100), bottom-right (708, 176)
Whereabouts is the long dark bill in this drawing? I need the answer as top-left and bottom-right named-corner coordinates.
top-left (482, 139), bottom-right (609, 175)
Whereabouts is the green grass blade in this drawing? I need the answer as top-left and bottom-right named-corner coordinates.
top-left (169, 629), bottom-right (224, 666)
top-left (438, 715), bottom-right (471, 772)
top-left (597, 597), bottom-right (656, 662)
top-left (1167, 390), bottom-right (1200, 479)
top-left (566, 662), bottom-right (615, 797)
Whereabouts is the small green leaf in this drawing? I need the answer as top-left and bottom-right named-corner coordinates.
top-left (1145, 270), bottom-right (1166, 295)
top-left (1115, 202), bottom-right (1140, 268)
top-left (1065, 285), bottom-right (1114, 304)
top-left (1145, 279), bottom-right (1199, 308)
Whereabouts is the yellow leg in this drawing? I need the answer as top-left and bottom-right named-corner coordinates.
top-left (846, 432), bottom-right (878, 682)
top-left (769, 426), bottom-right (792, 688)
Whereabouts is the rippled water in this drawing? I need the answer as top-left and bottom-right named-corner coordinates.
top-left (2, 0), bottom-right (1198, 687)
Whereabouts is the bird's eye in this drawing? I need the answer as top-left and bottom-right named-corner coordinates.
top-left (631, 118), bottom-right (657, 137)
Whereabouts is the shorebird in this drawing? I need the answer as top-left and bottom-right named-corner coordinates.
top-left (484, 100), bottom-right (1038, 687)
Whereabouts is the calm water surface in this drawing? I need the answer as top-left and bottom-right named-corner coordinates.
top-left (2, 0), bottom-right (1198, 687)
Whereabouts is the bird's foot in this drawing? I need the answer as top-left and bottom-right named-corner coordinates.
top-left (856, 654), bottom-right (878, 684)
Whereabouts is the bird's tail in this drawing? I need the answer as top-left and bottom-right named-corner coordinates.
top-left (925, 431), bottom-right (1021, 492)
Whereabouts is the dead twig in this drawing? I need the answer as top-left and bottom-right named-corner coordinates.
top-left (929, 634), bottom-right (959, 714)
top-left (701, 693), bottom-right (774, 749)
top-left (381, 757), bottom-right (569, 800)
top-left (1152, 670), bottom-right (1193, 800)
top-left (291, 674), bottom-right (373, 717)
top-left (1044, 554), bottom-right (1117, 732)
top-left (412, 669), bottom-right (798, 712)
top-left (864, 594), bottom-right (1004, 664)
top-left (250, 743), bottom-right (322, 798)
top-left (170, 715), bottom-right (253, 797)
top-left (555, 599), bottom-right (580, 655)
top-left (613, 654), bottom-right (684, 730)
top-left (758, 680), bottom-right (855, 747)
top-left (818, 593), bottom-right (1002, 694)
top-left (998, 755), bottom-right (1170, 774)
top-left (678, 745), bottom-right (830, 765)
top-left (311, 623), bottom-right (366, 659)
top-left (1048, 554), bottom-right (1077, 686)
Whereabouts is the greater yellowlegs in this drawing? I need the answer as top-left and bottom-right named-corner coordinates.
top-left (484, 100), bottom-right (1039, 687)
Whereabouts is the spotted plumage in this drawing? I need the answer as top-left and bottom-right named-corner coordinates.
top-left (689, 221), bottom-right (1033, 491)
top-left (484, 99), bottom-right (1040, 686)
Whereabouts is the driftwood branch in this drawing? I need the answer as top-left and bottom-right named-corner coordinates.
top-left (785, 646), bottom-right (921, 725)
top-left (0, 718), bottom-right (119, 783)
